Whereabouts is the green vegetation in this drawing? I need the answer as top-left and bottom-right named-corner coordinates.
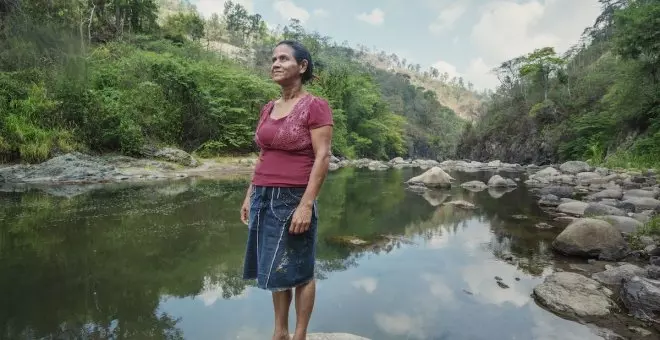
top-left (457, 0), bottom-right (660, 169)
top-left (0, 0), bottom-right (464, 164)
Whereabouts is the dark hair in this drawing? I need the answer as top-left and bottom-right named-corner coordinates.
top-left (276, 40), bottom-right (314, 84)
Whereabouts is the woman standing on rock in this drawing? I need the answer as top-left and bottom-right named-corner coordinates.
top-left (240, 40), bottom-right (334, 340)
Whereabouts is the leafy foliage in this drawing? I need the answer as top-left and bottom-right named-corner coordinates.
top-left (457, 0), bottom-right (660, 168)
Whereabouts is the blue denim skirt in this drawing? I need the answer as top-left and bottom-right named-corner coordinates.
top-left (242, 185), bottom-right (318, 291)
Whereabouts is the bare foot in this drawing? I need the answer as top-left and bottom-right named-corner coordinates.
top-left (272, 331), bottom-right (291, 340)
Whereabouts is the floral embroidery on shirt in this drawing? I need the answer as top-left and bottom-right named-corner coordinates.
top-left (255, 94), bottom-right (315, 152)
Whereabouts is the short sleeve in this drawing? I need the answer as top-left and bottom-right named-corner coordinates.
top-left (307, 97), bottom-right (334, 129)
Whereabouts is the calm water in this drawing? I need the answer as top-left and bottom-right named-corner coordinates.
top-left (0, 168), bottom-right (606, 340)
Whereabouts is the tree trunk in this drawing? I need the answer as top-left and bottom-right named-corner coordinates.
top-left (88, 4), bottom-right (96, 45)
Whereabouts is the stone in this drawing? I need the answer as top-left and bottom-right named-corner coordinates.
top-left (592, 263), bottom-right (646, 285)
top-left (444, 200), bottom-right (476, 209)
top-left (539, 185), bottom-right (574, 198)
top-left (141, 146), bottom-right (199, 167)
top-left (460, 180), bottom-right (488, 191)
top-left (596, 215), bottom-right (643, 234)
top-left (584, 203), bottom-right (626, 217)
top-left (535, 222), bottom-right (556, 229)
top-left (624, 189), bottom-right (659, 199)
top-left (552, 218), bottom-right (629, 261)
top-left (556, 201), bottom-right (589, 216)
top-left (623, 197), bottom-right (660, 211)
top-left (406, 167), bottom-right (454, 188)
top-left (560, 161), bottom-right (592, 174)
top-left (589, 189), bottom-right (624, 200)
top-left (487, 174), bottom-right (517, 188)
top-left (539, 194), bottom-right (561, 207)
top-left (620, 276), bottom-right (660, 322)
top-left (533, 272), bottom-right (614, 318)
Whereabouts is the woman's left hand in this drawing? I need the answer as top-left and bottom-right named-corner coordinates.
top-left (290, 203), bottom-right (312, 234)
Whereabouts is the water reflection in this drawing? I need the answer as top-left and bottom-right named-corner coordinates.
top-left (0, 168), bottom-right (605, 339)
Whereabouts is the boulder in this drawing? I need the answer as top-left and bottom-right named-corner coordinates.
top-left (552, 218), bottom-right (629, 261)
top-left (141, 146), bottom-right (198, 167)
top-left (595, 215), bottom-right (643, 234)
top-left (584, 203), bottom-right (626, 217)
top-left (556, 201), bottom-right (588, 216)
top-left (406, 167), bottom-right (454, 188)
top-left (444, 200), bottom-right (476, 209)
top-left (592, 264), bottom-right (646, 286)
top-left (487, 175), bottom-right (517, 188)
top-left (588, 189), bottom-right (623, 201)
top-left (620, 276), bottom-right (660, 323)
top-left (539, 185), bottom-right (575, 198)
top-left (623, 197), bottom-right (660, 211)
top-left (533, 272), bottom-right (615, 318)
top-left (624, 189), bottom-right (659, 199)
top-left (560, 161), bottom-right (592, 174)
top-left (461, 180), bottom-right (488, 191)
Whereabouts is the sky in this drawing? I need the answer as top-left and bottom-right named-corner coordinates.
top-left (190, 0), bottom-right (603, 90)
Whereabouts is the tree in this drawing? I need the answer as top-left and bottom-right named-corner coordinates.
top-left (612, 0), bottom-right (660, 79)
top-left (519, 47), bottom-right (564, 100)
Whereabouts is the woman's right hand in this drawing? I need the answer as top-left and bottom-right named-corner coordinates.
top-left (240, 198), bottom-right (250, 225)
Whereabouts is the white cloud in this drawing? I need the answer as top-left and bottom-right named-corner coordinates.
top-left (351, 277), bottom-right (378, 294)
top-left (470, 0), bottom-right (601, 65)
top-left (464, 58), bottom-right (499, 90)
top-left (356, 8), bottom-right (385, 25)
top-left (431, 60), bottom-right (460, 79)
top-left (195, 0), bottom-right (253, 17)
top-left (273, 0), bottom-right (310, 23)
top-left (429, 3), bottom-right (467, 35)
top-left (374, 313), bottom-right (425, 339)
top-left (313, 8), bottom-right (329, 18)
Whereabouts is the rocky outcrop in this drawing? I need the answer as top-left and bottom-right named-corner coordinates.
top-left (405, 167), bottom-right (454, 188)
top-left (560, 161), bottom-right (593, 174)
top-left (533, 272), bottom-right (615, 318)
top-left (487, 174), bottom-right (517, 188)
top-left (620, 276), bottom-right (660, 323)
top-left (552, 218), bottom-right (629, 261)
top-left (460, 180), bottom-right (488, 191)
top-left (140, 146), bottom-right (198, 167)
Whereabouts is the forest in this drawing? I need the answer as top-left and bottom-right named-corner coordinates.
top-left (457, 0), bottom-right (660, 169)
top-left (0, 0), bottom-right (466, 164)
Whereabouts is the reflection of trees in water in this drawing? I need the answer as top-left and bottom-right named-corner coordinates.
top-left (0, 169), bottom-right (560, 338)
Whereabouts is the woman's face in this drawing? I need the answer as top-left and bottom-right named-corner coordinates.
top-left (271, 44), bottom-right (307, 85)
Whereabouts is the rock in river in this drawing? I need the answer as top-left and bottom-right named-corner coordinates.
top-left (406, 167), bottom-right (454, 188)
top-left (552, 218), bottom-right (629, 261)
top-left (620, 276), bottom-right (660, 323)
top-left (533, 272), bottom-right (615, 318)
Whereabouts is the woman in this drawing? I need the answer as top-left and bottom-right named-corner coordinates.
top-left (240, 40), bottom-right (333, 340)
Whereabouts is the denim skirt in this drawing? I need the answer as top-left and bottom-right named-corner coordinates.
top-left (242, 185), bottom-right (318, 291)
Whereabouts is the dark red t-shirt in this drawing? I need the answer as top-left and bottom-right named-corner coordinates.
top-left (252, 94), bottom-right (334, 187)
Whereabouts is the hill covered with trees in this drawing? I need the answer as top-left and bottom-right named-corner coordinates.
top-left (0, 0), bottom-right (465, 164)
top-left (456, 0), bottom-right (660, 169)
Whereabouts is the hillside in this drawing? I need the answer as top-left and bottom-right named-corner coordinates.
top-left (0, 0), bottom-right (465, 164)
top-left (455, 0), bottom-right (660, 169)
top-left (360, 53), bottom-right (485, 121)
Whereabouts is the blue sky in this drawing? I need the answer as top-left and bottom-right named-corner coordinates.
top-left (191, 0), bottom-right (603, 90)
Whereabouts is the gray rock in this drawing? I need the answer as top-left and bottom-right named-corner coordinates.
top-left (557, 201), bottom-right (589, 216)
top-left (623, 197), bottom-right (660, 211)
top-left (596, 215), bottom-right (643, 234)
top-left (595, 167), bottom-right (611, 176)
top-left (461, 180), bottom-right (488, 191)
top-left (141, 146), bottom-right (198, 167)
top-left (444, 200), bottom-right (476, 209)
top-left (592, 263), bottom-right (646, 285)
top-left (577, 172), bottom-right (606, 185)
top-left (584, 203), bottom-right (626, 217)
top-left (539, 194), bottom-right (561, 207)
top-left (589, 189), bottom-right (624, 200)
top-left (406, 167), bottom-right (454, 188)
top-left (560, 161), bottom-right (593, 174)
top-left (539, 185), bottom-right (575, 198)
top-left (624, 189), bottom-right (659, 199)
top-left (620, 276), bottom-right (660, 322)
top-left (487, 174), bottom-right (516, 187)
top-left (552, 218), bottom-right (629, 261)
top-left (628, 326), bottom-right (653, 338)
top-left (535, 222), bottom-right (556, 229)
top-left (648, 266), bottom-right (660, 280)
top-left (533, 272), bottom-right (614, 318)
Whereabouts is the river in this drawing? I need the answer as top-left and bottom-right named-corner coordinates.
top-left (0, 167), bottom-right (611, 339)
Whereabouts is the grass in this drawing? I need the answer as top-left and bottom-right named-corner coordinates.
top-left (628, 216), bottom-right (660, 250)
